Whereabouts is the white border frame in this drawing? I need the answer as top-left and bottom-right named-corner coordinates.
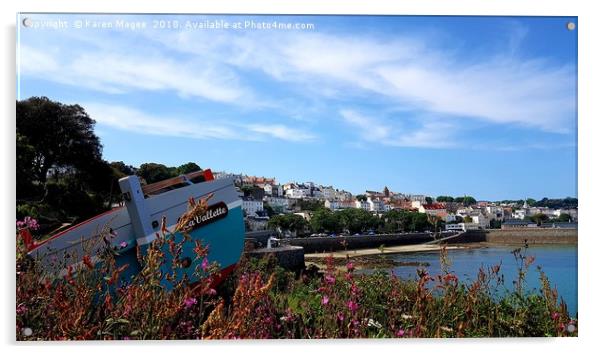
top-left (2, 1), bottom-right (600, 353)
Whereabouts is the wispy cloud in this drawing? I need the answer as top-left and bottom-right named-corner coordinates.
top-left (84, 102), bottom-right (316, 143)
top-left (19, 44), bottom-right (254, 105)
top-left (19, 16), bottom-right (576, 148)
top-left (340, 109), bottom-right (457, 148)
top-left (247, 124), bottom-right (316, 142)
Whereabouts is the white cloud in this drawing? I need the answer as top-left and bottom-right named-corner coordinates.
top-left (20, 20), bottom-right (576, 147)
top-left (340, 109), bottom-right (456, 148)
top-left (19, 45), bottom-right (253, 105)
top-left (83, 102), bottom-right (316, 143)
top-left (247, 124), bottom-right (316, 142)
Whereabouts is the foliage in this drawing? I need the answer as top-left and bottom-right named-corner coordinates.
top-left (17, 97), bottom-right (103, 185)
top-left (382, 210), bottom-right (430, 233)
top-left (16, 213), bottom-right (577, 339)
top-left (529, 213), bottom-right (550, 226)
top-left (268, 214), bottom-right (309, 235)
top-left (454, 196), bottom-right (477, 206)
top-left (436, 196), bottom-right (455, 203)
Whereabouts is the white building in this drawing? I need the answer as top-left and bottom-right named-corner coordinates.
top-left (264, 196), bottom-right (291, 212)
top-left (242, 198), bottom-right (263, 216)
top-left (321, 187), bottom-right (337, 201)
top-left (367, 197), bottom-right (385, 212)
top-left (355, 200), bottom-right (371, 211)
top-left (285, 188), bottom-right (308, 199)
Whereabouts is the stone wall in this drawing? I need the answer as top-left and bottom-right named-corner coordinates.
top-left (247, 246), bottom-right (305, 272)
top-left (283, 233), bottom-right (433, 253)
top-left (443, 229), bottom-right (577, 245)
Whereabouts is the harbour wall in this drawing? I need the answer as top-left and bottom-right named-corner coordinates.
top-left (443, 229), bottom-right (577, 245)
top-left (283, 233), bottom-right (433, 253)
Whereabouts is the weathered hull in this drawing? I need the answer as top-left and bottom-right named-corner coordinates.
top-left (28, 177), bottom-right (245, 288)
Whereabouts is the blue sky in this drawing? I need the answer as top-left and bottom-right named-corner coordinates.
top-left (17, 14), bottom-right (577, 200)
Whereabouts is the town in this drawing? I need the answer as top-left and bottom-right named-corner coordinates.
top-left (213, 171), bottom-right (578, 237)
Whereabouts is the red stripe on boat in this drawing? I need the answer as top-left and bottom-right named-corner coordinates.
top-left (28, 207), bottom-right (124, 251)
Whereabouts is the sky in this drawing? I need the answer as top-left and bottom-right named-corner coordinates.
top-left (17, 14), bottom-right (577, 200)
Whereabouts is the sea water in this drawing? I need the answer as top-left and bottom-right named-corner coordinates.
top-left (365, 245), bottom-right (578, 316)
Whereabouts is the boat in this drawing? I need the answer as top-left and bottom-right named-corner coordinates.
top-left (25, 169), bottom-right (245, 290)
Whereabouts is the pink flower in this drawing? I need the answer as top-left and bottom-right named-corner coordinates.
top-left (321, 295), bottom-right (329, 306)
top-left (347, 300), bottom-right (359, 313)
top-left (183, 297), bottom-right (197, 309)
top-left (337, 312), bottom-right (345, 322)
top-left (551, 312), bottom-right (560, 321)
top-left (346, 262), bottom-right (354, 271)
top-left (119, 241), bottom-right (128, 248)
top-left (201, 257), bottom-right (209, 272)
top-left (396, 328), bottom-right (405, 337)
top-left (207, 288), bottom-right (217, 296)
top-left (16, 303), bottom-right (27, 315)
top-left (325, 274), bottom-right (335, 285)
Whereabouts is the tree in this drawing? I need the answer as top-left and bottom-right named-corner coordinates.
top-left (17, 97), bottom-right (103, 185)
top-left (463, 216), bottom-right (473, 223)
top-left (425, 196), bottom-right (433, 205)
top-left (110, 161), bottom-right (136, 177)
top-left (356, 194), bottom-right (367, 202)
top-left (556, 213), bottom-right (572, 222)
top-left (137, 163), bottom-right (172, 184)
top-left (268, 214), bottom-right (309, 236)
top-left (338, 208), bottom-right (380, 234)
top-left (436, 196), bottom-right (454, 203)
top-left (176, 162), bottom-right (201, 175)
top-left (455, 196), bottom-right (477, 206)
top-left (530, 213), bottom-right (549, 226)
top-left (310, 208), bottom-right (343, 233)
top-left (263, 203), bottom-right (275, 217)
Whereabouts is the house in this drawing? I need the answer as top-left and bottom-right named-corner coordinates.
top-left (355, 200), bottom-right (371, 211)
top-left (285, 187), bottom-right (308, 199)
top-left (242, 197), bottom-right (264, 217)
top-left (419, 203), bottom-right (447, 218)
top-left (367, 197), bottom-right (385, 212)
top-left (501, 219), bottom-right (538, 229)
top-left (264, 196), bottom-right (291, 213)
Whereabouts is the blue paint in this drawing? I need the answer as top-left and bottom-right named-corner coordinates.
top-left (115, 206), bottom-right (245, 289)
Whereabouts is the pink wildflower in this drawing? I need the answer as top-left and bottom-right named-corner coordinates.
top-left (396, 328), bottom-right (405, 337)
top-left (322, 295), bottom-right (329, 306)
top-left (347, 300), bottom-right (359, 313)
top-left (346, 262), bottom-right (354, 271)
top-left (119, 241), bottom-right (128, 248)
top-left (551, 312), bottom-right (560, 321)
top-left (183, 297), bottom-right (197, 309)
top-left (201, 257), bottom-right (209, 272)
top-left (325, 274), bottom-right (335, 285)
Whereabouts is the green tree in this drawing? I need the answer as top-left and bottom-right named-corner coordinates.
top-left (530, 213), bottom-right (549, 226)
top-left (425, 196), bottom-right (433, 205)
top-left (110, 161), bottom-right (136, 177)
top-left (356, 194), bottom-right (367, 202)
top-left (310, 208), bottom-right (343, 233)
top-left (17, 97), bottom-right (103, 185)
top-left (268, 214), bottom-right (309, 236)
top-left (338, 208), bottom-right (380, 234)
top-left (176, 162), bottom-right (201, 175)
top-left (556, 213), bottom-right (572, 222)
top-left (436, 196), bottom-right (454, 203)
top-left (137, 163), bottom-right (172, 184)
